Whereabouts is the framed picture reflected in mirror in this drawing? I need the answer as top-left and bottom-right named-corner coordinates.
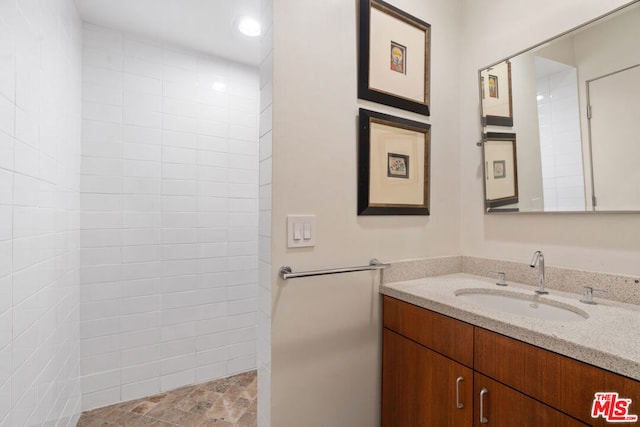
top-left (483, 132), bottom-right (518, 208)
top-left (480, 61), bottom-right (513, 127)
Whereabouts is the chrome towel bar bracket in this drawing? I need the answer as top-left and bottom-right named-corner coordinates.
top-left (279, 258), bottom-right (390, 280)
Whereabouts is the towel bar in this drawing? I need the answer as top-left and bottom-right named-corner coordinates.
top-left (279, 258), bottom-right (390, 280)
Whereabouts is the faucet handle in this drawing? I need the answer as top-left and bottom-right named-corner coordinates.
top-left (580, 286), bottom-right (607, 304)
top-left (489, 271), bottom-right (507, 286)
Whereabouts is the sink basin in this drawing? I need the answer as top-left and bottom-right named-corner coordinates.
top-left (454, 288), bottom-right (589, 321)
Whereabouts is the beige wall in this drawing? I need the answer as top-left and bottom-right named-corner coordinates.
top-left (460, 0), bottom-right (640, 276)
top-left (270, 0), bottom-right (462, 425)
top-left (266, 0), bottom-right (640, 425)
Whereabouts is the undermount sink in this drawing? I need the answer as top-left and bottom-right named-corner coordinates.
top-left (454, 288), bottom-right (589, 321)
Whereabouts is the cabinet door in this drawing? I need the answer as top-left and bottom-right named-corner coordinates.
top-left (474, 373), bottom-right (589, 427)
top-left (382, 328), bottom-right (473, 427)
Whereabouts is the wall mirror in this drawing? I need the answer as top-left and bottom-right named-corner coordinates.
top-left (479, 1), bottom-right (640, 213)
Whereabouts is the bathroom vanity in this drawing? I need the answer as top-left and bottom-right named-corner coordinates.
top-left (380, 274), bottom-right (640, 426)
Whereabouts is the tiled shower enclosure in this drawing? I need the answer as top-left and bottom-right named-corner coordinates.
top-left (79, 25), bottom-right (260, 411)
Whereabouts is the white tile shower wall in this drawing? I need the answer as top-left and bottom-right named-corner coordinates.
top-left (0, 0), bottom-right (83, 425)
top-left (537, 68), bottom-right (585, 211)
top-left (79, 24), bottom-right (259, 410)
top-left (258, 0), bottom-right (273, 425)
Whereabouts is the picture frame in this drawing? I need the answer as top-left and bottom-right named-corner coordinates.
top-left (358, 108), bottom-right (430, 215)
top-left (358, 0), bottom-right (431, 116)
top-left (483, 132), bottom-right (518, 208)
top-left (480, 60), bottom-right (513, 126)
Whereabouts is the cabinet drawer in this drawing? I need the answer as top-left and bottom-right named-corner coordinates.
top-left (475, 327), bottom-right (640, 427)
top-left (383, 296), bottom-right (473, 367)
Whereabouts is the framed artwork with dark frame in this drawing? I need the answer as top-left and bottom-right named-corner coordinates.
top-left (480, 60), bottom-right (513, 126)
top-left (358, 108), bottom-right (430, 215)
top-left (358, 0), bottom-right (431, 116)
top-left (483, 132), bottom-right (518, 208)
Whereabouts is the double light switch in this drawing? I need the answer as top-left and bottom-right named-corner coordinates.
top-left (287, 215), bottom-right (316, 248)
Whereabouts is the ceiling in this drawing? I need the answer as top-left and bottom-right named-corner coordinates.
top-left (74, 0), bottom-right (262, 66)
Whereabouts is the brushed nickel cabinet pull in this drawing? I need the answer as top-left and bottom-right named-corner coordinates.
top-left (480, 387), bottom-right (489, 424)
top-left (455, 376), bottom-right (464, 409)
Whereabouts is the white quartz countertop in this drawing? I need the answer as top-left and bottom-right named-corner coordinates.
top-left (380, 273), bottom-right (640, 381)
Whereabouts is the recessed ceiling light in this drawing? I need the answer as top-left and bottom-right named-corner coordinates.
top-left (238, 17), bottom-right (261, 37)
top-left (212, 81), bottom-right (227, 92)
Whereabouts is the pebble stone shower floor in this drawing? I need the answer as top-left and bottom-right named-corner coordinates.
top-left (76, 370), bottom-right (257, 427)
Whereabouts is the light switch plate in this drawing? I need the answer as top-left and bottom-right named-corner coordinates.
top-left (287, 215), bottom-right (316, 248)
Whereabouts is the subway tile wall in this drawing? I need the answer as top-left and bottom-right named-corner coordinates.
top-left (79, 24), bottom-right (259, 411)
top-left (536, 63), bottom-right (585, 211)
top-left (0, 0), bottom-right (83, 425)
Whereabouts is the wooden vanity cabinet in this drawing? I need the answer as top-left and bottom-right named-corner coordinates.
top-left (382, 296), bottom-right (474, 426)
top-left (382, 296), bottom-right (640, 427)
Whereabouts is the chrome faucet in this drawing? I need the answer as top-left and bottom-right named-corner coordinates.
top-left (529, 250), bottom-right (548, 294)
